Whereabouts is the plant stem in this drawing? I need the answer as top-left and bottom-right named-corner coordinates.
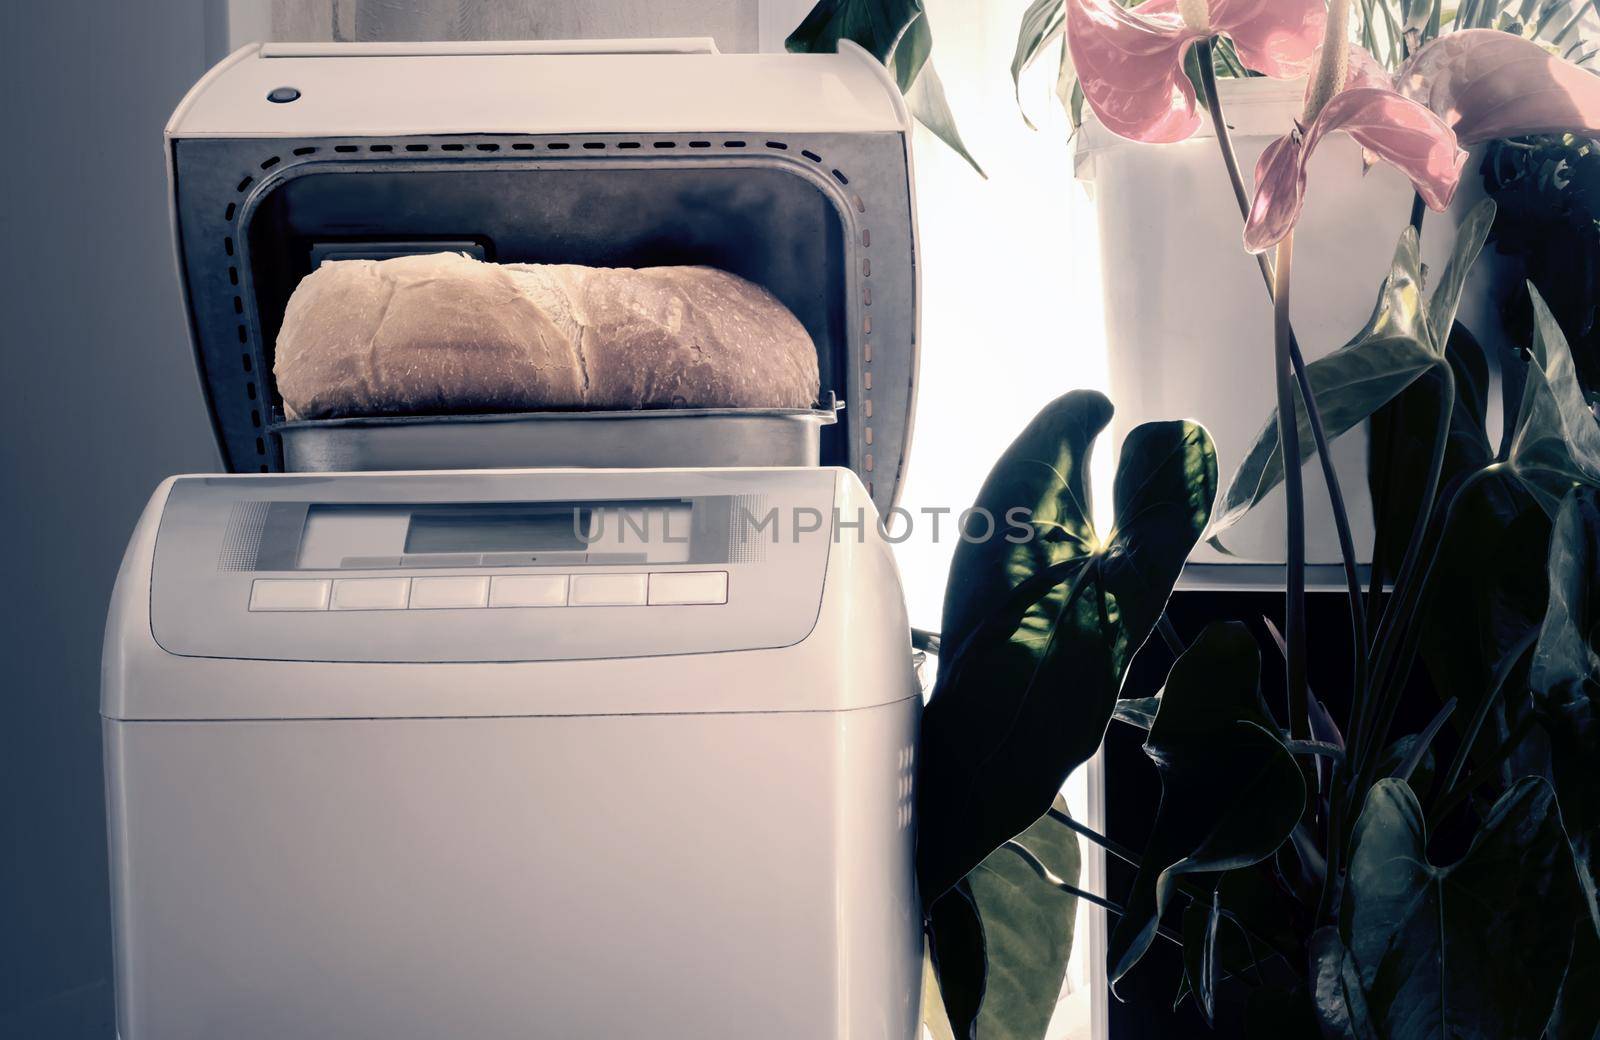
top-left (1047, 806), bottom-right (1142, 868)
top-left (1005, 841), bottom-right (1187, 948)
top-left (1426, 711), bottom-right (1538, 830)
top-left (1195, 38), bottom-right (1368, 717)
top-left (1274, 234), bottom-right (1310, 742)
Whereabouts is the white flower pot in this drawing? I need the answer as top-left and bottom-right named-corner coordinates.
top-left (1074, 76), bottom-right (1467, 576)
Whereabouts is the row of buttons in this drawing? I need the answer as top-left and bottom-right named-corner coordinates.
top-left (248, 572), bottom-right (728, 612)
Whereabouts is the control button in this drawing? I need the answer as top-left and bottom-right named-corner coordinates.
top-left (267, 86), bottom-right (301, 104)
top-left (331, 577), bottom-right (410, 611)
top-left (569, 573), bottom-right (648, 607)
top-left (249, 579), bottom-right (330, 612)
top-left (409, 576), bottom-right (490, 609)
top-left (490, 574), bottom-right (569, 608)
top-left (648, 571), bottom-right (729, 606)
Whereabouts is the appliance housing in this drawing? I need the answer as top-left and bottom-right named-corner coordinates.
top-left (103, 466), bottom-right (921, 1039)
top-left (166, 38), bottom-right (920, 514)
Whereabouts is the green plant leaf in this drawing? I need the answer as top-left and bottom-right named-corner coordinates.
top-left (1011, 0), bottom-right (1065, 127)
top-left (933, 796), bottom-right (1082, 1040)
top-left (1426, 199), bottom-right (1498, 350)
top-left (1112, 695), bottom-right (1161, 730)
top-left (1548, 917), bottom-right (1600, 1040)
top-left (1510, 285), bottom-right (1600, 517)
top-left (786, 0), bottom-right (984, 176)
top-left (1341, 777), bottom-right (1586, 1039)
top-left (927, 880), bottom-right (986, 1034)
top-left (1311, 926), bottom-right (1379, 1040)
top-left (1215, 205), bottom-right (1498, 544)
top-left (918, 390), bottom-right (1216, 901)
top-left (1106, 622), bottom-right (1305, 988)
top-left (1178, 893), bottom-right (1221, 1025)
top-left (904, 55), bottom-right (987, 178)
top-left (786, 0), bottom-right (927, 86)
top-left (1210, 228), bottom-right (1438, 542)
top-left (1531, 486), bottom-right (1600, 933)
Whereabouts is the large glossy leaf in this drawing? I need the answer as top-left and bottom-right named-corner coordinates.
top-left (918, 390), bottom-right (1216, 900)
top-left (1341, 777), bottom-right (1586, 1040)
top-left (1212, 202), bottom-right (1498, 543)
top-left (1106, 622), bottom-right (1305, 988)
top-left (1510, 286), bottom-right (1600, 517)
top-left (1211, 228), bottom-right (1436, 541)
top-left (786, 0), bottom-right (984, 175)
top-left (931, 796), bottom-right (1082, 1040)
top-left (1531, 486), bottom-right (1600, 935)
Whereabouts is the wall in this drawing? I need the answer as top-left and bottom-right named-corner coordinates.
top-left (0, 2), bottom-right (223, 1036)
top-left (271, 0), bottom-right (759, 52)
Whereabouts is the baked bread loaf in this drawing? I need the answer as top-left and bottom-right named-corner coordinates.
top-left (273, 252), bottom-right (820, 421)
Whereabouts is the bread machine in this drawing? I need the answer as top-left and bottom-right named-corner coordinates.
top-left (104, 39), bottom-right (923, 1039)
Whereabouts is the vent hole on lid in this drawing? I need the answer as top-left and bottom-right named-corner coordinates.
top-left (228, 267), bottom-right (239, 286)
top-left (766, 141), bottom-right (788, 150)
top-left (800, 149), bottom-right (821, 162)
top-left (617, 141), bottom-right (641, 149)
top-left (233, 296), bottom-right (244, 314)
top-left (405, 143), bottom-right (429, 152)
top-left (241, 353), bottom-right (252, 372)
top-left (236, 176), bottom-right (253, 191)
top-left (652, 141), bottom-right (676, 148)
top-left (511, 142), bottom-right (535, 150)
top-left (224, 202), bottom-right (236, 220)
top-left (292, 146), bottom-right (317, 156)
top-left (237, 325), bottom-right (248, 344)
top-left (246, 383), bottom-right (257, 401)
top-left (862, 286), bottom-right (872, 305)
top-left (224, 237), bottom-right (234, 256)
top-left (689, 140), bottom-right (711, 148)
top-left (723, 140), bottom-right (747, 148)
top-left (547, 142), bottom-right (570, 150)
top-left (441, 143), bottom-right (465, 152)
top-left (260, 156), bottom-right (281, 170)
top-left (251, 408), bottom-right (261, 427)
top-left (831, 169), bottom-right (849, 185)
top-left (476, 143), bottom-right (500, 151)
top-left (582, 142), bottom-right (605, 150)
top-left (853, 194), bottom-right (866, 212)
top-left (370, 144), bottom-right (393, 153)
top-left (256, 437), bottom-right (266, 455)
top-left (333, 145), bottom-right (358, 153)
top-left (260, 464), bottom-right (269, 472)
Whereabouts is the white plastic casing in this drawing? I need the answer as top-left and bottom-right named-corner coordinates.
top-left (102, 467), bottom-right (921, 1039)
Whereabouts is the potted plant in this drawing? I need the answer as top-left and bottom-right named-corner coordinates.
top-left (793, 2), bottom-right (1600, 1037)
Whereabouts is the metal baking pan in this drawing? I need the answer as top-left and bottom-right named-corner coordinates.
top-left (274, 405), bottom-right (839, 473)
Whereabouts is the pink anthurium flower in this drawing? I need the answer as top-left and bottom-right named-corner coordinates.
top-left (1242, 45), bottom-right (1466, 254)
top-left (1397, 28), bottom-right (1600, 145)
top-left (1065, 0), bottom-right (1325, 143)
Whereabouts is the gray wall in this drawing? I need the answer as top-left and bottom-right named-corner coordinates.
top-left (0, 2), bottom-right (221, 1036)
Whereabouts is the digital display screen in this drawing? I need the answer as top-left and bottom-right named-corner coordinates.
top-left (403, 506), bottom-right (591, 554)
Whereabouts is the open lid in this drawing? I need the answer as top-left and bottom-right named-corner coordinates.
top-left (166, 40), bottom-right (921, 513)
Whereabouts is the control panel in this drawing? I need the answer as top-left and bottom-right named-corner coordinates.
top-left (149, 470), bottom-right (836, 663)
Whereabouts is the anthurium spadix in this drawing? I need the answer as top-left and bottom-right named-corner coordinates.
top-left (1243, 45), bottom-right (1466, 253)
top-left (1064, 0), bottom-right (1324, 143)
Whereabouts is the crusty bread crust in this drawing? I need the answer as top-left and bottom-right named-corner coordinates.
top-left (274, 252), bottom-right (820, 420)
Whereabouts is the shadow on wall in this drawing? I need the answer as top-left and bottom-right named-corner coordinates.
top-left (0, 1), bottom-right (220, 1036)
